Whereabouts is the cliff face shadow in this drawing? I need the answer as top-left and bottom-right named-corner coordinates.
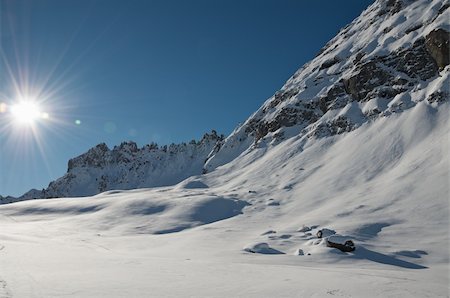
top-left (350, 247), bottom-right (427, 269)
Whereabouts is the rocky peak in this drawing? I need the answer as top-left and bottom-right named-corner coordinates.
top-left (204, 0), bottom-right (449, 172)
top-left (68, 142), bottom-right (110, 170)
top-left (200, 130), bottom-right (224, 144)
top-left (115, 141), bottom-right (138, 153)
top-left (35, 130), bottom-right (224, 198)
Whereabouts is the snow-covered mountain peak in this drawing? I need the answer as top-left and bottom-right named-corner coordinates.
top-left (31, 131), bottom-right (224, 198)
top-left (204, 0), bottom-right (449, 172)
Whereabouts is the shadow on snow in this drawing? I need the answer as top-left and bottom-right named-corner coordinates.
top-left (351, 247), bottom-right (427, 269)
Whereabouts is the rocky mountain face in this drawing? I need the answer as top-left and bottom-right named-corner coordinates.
top-left (204, 0), bottom-right (449, 172)
top-left (11, 131), bottom-right (223, 199)
top-left (0, 188), bottom-right (44, 204)
top-left (0, 195), bottom-right (17, 204)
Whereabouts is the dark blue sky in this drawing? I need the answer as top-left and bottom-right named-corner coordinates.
top-left (0, 0), bottom-right (374, 197)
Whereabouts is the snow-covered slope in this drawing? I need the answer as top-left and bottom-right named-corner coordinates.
top-left (0, 101), bottom-right (448, 297)
top-left (0, 0), bottom-right (449, 297)
top-left (8, 0), bottom-right (449, 200)
top-left (204, 0), bottom-right (449, 172)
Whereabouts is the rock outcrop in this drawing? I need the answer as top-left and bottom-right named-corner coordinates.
top-left (425, 28), bottom-right (450, 70)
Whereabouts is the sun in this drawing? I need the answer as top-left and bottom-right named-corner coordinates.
top-left (10, 100), bottom-right (47, 125)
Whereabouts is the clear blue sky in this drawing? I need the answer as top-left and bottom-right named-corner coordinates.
top-left (0, 0), bottom-right (374, 197)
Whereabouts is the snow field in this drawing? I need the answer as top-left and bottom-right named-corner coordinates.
top-left (0, 102), bottom-right (448, 297)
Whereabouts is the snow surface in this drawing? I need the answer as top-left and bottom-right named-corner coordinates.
top-left (1, 0), bottom-right (449, 297)
top-left (0, 102), bottom-right (448, 297)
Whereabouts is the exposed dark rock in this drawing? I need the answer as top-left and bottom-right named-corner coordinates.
top-left (353, 52), bottom-right (365, 64)
top-left (320, 56), bottom-right (341, 70)
top-left (247, 103), bottom-right (322, 142)
top-left (245, 118), bottom-right (261, 135)
top-left (383, 38), bottom-right (439, 80)
top-left (343, 36), bottom-right (441, 103)
top-left (378, 0), bottom-right (399, 16)
top-left (326, 239), bottom-right (356, 252)
top-left (438, 3), bottom-right (450, 16)
top-left (265, 88), bottom-right (300, 111)
top-left (425, 29), bottom-right (450, 70)
top-left (427, 91), bottom-right (449, 104)
top-left (383, 26), bottom-right (393, 34)
top-left (364, 107), bottom-right (382, 118)
top-left (68, 143), bottom-right (110, 170)
top-left (405, 23), bottom-right (423, 35)
top-left (117, 141), bottom-right (138, 153)
top-left (343, 61), bottom-right (392, 101)
top-left (330, 116), bottom-right (354, 134)
top-left (145, 142), bottom-right (159, 151)
top-left (366, 86), bottom-right (406, 101)
top-left (312, 116), bottom-right (354, 138)
top-left (319, 83), bottom-right (348, 113)
top-left (382, 0), bottom-right (402, 15)
top-left (270, 107), bottom-right (300, 130)
top-left (201, 130), bottom-right (224, 143)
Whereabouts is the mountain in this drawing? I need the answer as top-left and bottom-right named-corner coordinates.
top-left (204, 0), bottom-right (449, 172)
top-left (0, 1), bottom-right (448, 297)
top-left (0, 195), bottom-right (18, 204)
top-left (9, 0), bottom-right (449, 202)
top-left (46, 131), bottom-right (224, 198)
top-left (6, 131), bottom-right (223, 200)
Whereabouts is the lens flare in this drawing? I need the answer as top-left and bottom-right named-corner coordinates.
top-left (0, 102), bottom-right (7, 113)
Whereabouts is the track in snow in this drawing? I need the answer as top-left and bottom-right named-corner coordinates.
top-left (0, 279), bottom-right (11, 298)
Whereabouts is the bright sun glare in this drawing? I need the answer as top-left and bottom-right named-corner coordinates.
top-left (10, 101), bottom-right (48, 125)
